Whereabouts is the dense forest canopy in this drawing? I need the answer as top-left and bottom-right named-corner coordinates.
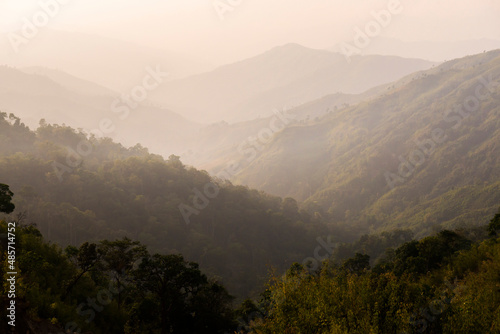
top-left (246, 219), bottom-right (500, 334)
top-left (0, 112), bottom-right (355, 298)
top-left (0, 220), bottom-right (236, 333)
top-left (1, 202), bottom-right (498, 333)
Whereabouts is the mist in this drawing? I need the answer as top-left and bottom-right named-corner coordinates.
top-left (1, 1), bottom-right (499, 333)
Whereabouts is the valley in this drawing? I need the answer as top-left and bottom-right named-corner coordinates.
top-left (0, 3), bottom-right (499, 332)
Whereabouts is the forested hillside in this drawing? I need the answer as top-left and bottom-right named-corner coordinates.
top-left (246, 214), bottom-right (500, 333)
top-left (234, 50), bottom-right (500, 237)
top-left (0, 219), bottom-right (236, 333)
top-left (1, 2), bottom-right (498, 333)
top-left (1, 197), bottom-right (498, 333)
top-left (0, 113), bottom-right (354, 298)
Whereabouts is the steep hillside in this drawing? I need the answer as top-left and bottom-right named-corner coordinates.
top-left (0, 116), bottom-right (350, 298)
top-left (180, 84), bottom-right (388, 169)
top-left (234, 50), bottom-right (500, 236)
top-left (150, 43), bottom-right (434, 122)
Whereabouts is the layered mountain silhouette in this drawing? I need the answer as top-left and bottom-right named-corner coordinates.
top-left (149, 43), bottom-right (435, 122)
top-left (0, 29), bottom-right (212, 91)
top-left (0, 65), bottom-right (199, 156)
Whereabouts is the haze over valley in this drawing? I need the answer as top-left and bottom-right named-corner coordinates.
top-left (0, 1), bottom-right (499, 333)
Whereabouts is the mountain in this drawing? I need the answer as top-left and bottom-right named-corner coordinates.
top-left (21, 66), bottom-right (116, 96)
top-left (0, 65), bottom-right (199, 156)
top-left (179, 83), bottom-right (389, 169)
top-left (0, 29), bottom-right (213, 91)
top-left (333, 37), bottom-right (500, 62)
top-left (0, 116), bottom-right (348, 298)
top-left (232, 49), bottom-right (500, 237)
top-left (149, 43), bottom-right (435, 123)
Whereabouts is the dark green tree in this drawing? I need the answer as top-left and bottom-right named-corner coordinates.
top-left (0, 183), bottom-right (15, 214)
top-left (342, 252), bottom-right (370, 274)
top-left (488, 209), bottom-right (500, 237)
top-left (99, 237), bottom-right (148, 310)
top-left (132, 253), bottom-right (235, 334)
top-left (393, 240), bottom-right (426, 275)
top-left (63, 242), bottom-right (100, 299)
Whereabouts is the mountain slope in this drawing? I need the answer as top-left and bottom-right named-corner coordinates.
top-left (21, 66), bottom-right (116, 96)
top-left (332, 37), bottom-right (500, 62)
top-left (0, 116), bottom-right (350, 298)
top-left (233, 49), bottom-right (500, 236)
top-left (0, 29), bottom-right (212, 91)
top-left (180, 84), bottom-right (389, 169)
top-left (149, 43), bottom-right (434, 122)
top-left (0, 66), bottom-right (199, 156)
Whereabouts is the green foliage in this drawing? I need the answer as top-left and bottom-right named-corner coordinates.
top-left (0, 183), bottom-right (15, 214)
top-left (390, 230), bottom-right (472, 276)
top-left (331, 229), bottom-right (414, 268)
top-left (251, 214), bottom-right (500, 334)
top-left (0, 186), bottom-right (498, 333)
top-left (130, 253), bottom-right (235, 333)
top-left (443, 239), bottom-right (500, 333)
top-left (488, 209), bottom-right (500, 236)
top-left (341, 253), bottom-right (370, 274)
top-left (63, 241), bottom-right (100, 299)
top-left (0, 220), bottom-right (236, 333)
top-left (0, 117), bottom-right (346, 298)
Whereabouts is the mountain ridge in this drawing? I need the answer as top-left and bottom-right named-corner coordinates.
top-left (232, 49), bottom-right (500, 236)
top-left (0, 65), bottom-right (200, 157)
top-left (149, 43), bottom-right (435, 122)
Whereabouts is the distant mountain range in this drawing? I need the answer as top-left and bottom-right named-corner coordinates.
top-left (332, 37), bottom-right (500, 62)
top-left (0, 29), bottom-right (213, 91)
top-left (149, 43), bottom-right (435, 123)
top-left (229, 50), bottom-right (500, 236)
top-left (0, 41), bottom-right (437, 159)
top-left (0, 65), bottom-right (199, 156)
top-left (21, 66), bottom-right (116, 96)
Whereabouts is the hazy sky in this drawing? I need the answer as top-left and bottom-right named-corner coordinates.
top-left (1, 0), bottom-right (500, 65)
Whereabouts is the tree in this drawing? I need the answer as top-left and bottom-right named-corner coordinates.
top-left (393, 240), bottom-right (425, 275)
top-left (282, 197), bottom-right (299, 215)
top-left (99, 237), bottom-right (148, 310)
top-left (168, 154), bottom-right (184, 169)
top-left (488, 209), bottom-right (500, 237)
top-left (132, 253), bottom-right (234, 334)
top-left (342, 252), bottom-right (370, 274)
top-left (63, 242), bottom-right (100, 299)
top-left (0, 183), bottom-right (15, 214)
